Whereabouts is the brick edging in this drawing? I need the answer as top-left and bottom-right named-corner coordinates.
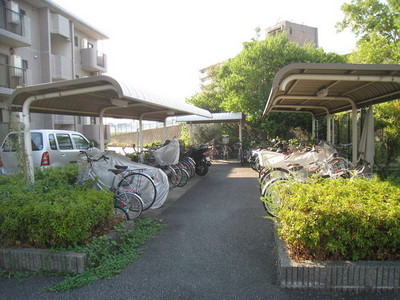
top-left (0, 220), bottom-right (135, 274)
top-left (273, 221), bottom-right (400, 293)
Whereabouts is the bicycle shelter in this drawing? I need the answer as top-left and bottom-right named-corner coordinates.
top-left (263, 63), bottom-right (400, 164)
top-left (176, 112), bottom-right (244, 145)
top-left (7, 75), bottom-right (211, 183)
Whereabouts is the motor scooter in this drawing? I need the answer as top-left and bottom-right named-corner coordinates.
top-left (190, 144), bottom-right (211, 176)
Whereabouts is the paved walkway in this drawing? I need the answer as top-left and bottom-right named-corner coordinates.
top-left (1, 161), bottom-right (397, 299)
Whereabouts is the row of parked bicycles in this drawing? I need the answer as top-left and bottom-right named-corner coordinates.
top-left (240, 141), bottom-right (373, 217)
top-left (76, 138), bottom-right (211, 221)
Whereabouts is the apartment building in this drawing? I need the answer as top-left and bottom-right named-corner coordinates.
top-left (0, 0), bottom-right (108, 140)
top-left (199, 61), bottom-right (224, 87)
top-left (199, 21), bottom-right (319, 89)
top-left (266, 20), bottom-right (318, 48)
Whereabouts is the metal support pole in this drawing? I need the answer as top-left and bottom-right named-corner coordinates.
top-left (163, 118), bottom-right (167, 143)
top-left (99, 112), bottom-right (105, 152)
top-left (352, 107), bottom-right (358, 163)
top-left (311, 115), bottom-right (316, 139)
top-left (139, 118), bottom-right (144, 163)
top-left (189, 122), bottom-right (193, 145)
top-left (239, 120), bottom-right (242, 143)
top-left (326, 113), bottom-right (331, 143)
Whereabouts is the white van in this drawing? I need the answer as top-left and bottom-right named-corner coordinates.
top-left (0, 130), bottom-right (99, 175)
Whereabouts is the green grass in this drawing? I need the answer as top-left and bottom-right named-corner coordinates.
top-left (1, 217), bottom-right (164, 291)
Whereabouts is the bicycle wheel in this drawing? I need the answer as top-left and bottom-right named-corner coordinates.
top-left (261, 177), bottom-right (288, 217)
top-left (115, 192), bottom-right (143, 220)
top-left (163, 165), bottom-right (177, 190)
top-left (259, 167), bottom-right (290, 193)
top-left (250, 156), bottom-right (260, 171)
top-left (171, 164), bottom-right (183, 187)
top-left (180, 159), bottom-right (195, 178)
top-left (118, 172), bottom-right (157, 210)
top-left (113, 206), bottom-right (129, 220)
top-left (176, 165), bottom-right (189, 187)
top-left (186, 157), bottom-right (196, 177)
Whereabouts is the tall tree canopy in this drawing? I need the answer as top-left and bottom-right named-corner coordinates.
top-left (337, 0), bottom-right (400, 175)
top-left (187, 34), bottom-right (346, 141)
top-left (337, 0), bottom-right (399, 63)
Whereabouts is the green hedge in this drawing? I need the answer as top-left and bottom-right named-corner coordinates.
top-left (0, 166), bottom-right (114, 248)
top-left (270, 177), bottom-right (400, 261)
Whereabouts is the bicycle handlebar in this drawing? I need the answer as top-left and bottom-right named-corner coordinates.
top-left (79, 151), bottom-right (109, 163)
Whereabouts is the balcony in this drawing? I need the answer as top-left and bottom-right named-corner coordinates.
top-left (0, 5), bottom-right (31, 47)
top-left (51, 54), bottom-right (72, 80)
top-left (0, 63), bottom-right (29, 90)
top-left (81, 48), bottom-right (107, 73)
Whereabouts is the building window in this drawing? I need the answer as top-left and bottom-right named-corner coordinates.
top-left (74, 36), bottom-right (78, 47)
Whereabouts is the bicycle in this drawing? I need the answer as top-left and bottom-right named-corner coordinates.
top-left (77, 151), bottom-right (144, 220)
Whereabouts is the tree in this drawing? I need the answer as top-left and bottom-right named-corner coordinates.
top-left (187, 34), bottom-right (346, 142)
top-left (374, 100), bottom-right (400, 177)
top-left (337, 0), bottom-right (400, 176)
top-left (336, 0), bottom-right (399, 63)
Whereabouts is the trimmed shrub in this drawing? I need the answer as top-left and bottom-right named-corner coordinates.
top-left (271, 177), bottom-right (400, 261)
top-left (0, 166), bottom-right (114, 248)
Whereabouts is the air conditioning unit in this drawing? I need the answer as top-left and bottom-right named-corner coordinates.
top-left (6, 1), bottom-right (20, 25)
top-left (10, 55), bottom-right (23, 77)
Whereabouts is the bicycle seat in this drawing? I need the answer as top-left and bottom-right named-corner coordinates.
top-left (108, 168), bottom-right (126, 175)
top-left (114, 165), bottom-right (128, 170)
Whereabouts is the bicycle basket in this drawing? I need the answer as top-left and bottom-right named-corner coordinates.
top-left (76, 160), bottom-right (91, 184)
top-left (328, 158), bottom-right (349, 174)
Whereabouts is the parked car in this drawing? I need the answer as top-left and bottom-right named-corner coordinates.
top-left (0, 129), bottom-right (99, 175)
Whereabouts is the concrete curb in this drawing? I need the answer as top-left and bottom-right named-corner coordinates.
top-left (0, 171), bottom-right (204, 274)
top-left (273, 222), bottom-right (400, 293)
top-left (0, 169), bottom-right (204, 275)
top-left (0, 220), bottom-right (135, 274)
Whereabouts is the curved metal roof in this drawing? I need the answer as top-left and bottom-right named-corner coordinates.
top-left (8, 75), bottom-right (211, 122)
top-left (176, 112), bottom-right (243, 124)
top-left (264, 63), bottom-right (400, 117)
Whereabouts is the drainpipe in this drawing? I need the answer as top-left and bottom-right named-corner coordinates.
top-left (18, 85), bottom-right (114, 184)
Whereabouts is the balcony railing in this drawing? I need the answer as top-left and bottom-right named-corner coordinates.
top-left (81, 48), bottom-right (107, 72)
top-left (51, 54), bottom-right (72, 80)
top-left (97, 51), bottom-right (105, 68)
top-left (0, 63), bottom-right (27, 89)
top-left (0, 5), bottom-right (23, 36)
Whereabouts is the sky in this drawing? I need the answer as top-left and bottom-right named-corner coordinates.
top-left (52, 0), bottom-right (358, 102)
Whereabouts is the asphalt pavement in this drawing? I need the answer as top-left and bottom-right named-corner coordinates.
top-left (1, 160), bottom-right (399, 299)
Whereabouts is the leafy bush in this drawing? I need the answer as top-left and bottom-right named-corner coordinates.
top-left (271, 177), bottom-right (400, 261)
top-left (0, 166), bottom-right (114, 248)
